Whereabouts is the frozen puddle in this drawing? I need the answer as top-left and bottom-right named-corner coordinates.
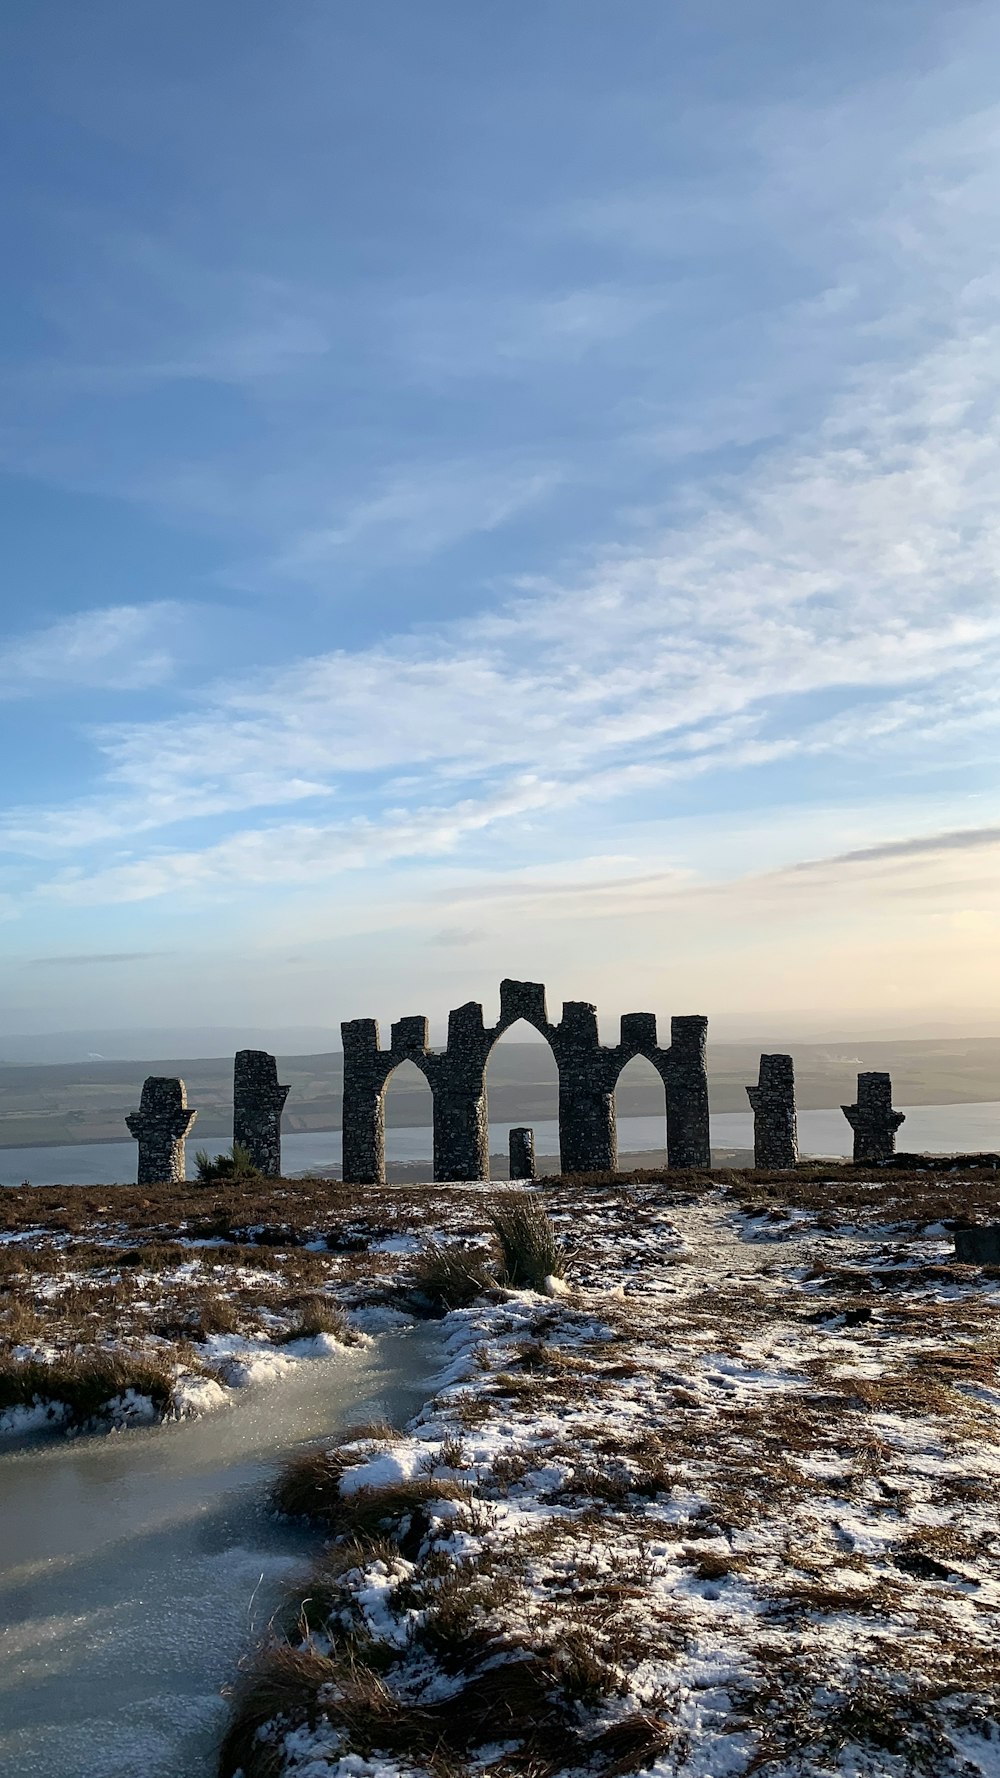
top-left (0, 1328), bottom-right (441, 1778)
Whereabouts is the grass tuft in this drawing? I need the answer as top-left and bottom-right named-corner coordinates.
top-left (273, 1449), bottom-right (462, 1549)
top-left (0, 1350), bottom-right (174, 1426)
top-left (274, 1295), bottom-right (350, 1344)
top-left (489, 1191), bottom-right (564, 1290)
top-left (409, 1242), bottom-right (495, 1311)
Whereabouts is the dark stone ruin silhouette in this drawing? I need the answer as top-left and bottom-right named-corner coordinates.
top-left (842, 1071), bottom-right (905, 1163)
top-left (126, 1077), bottom-right (197, 1184)
top-left (341, 978), bottom-right (710, 1184)
top-left (509, 1126), bottom-right (536, 1180)
top-left (234, 1048), bottom-right (290, 1177)
top-left (122, 1006), bottom-right (923, 1185)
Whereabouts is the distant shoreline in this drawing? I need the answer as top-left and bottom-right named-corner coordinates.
top-left (4, 1097), bottom-right (1000, 1152)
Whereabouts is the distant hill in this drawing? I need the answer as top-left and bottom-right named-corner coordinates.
top-left (0, 1036), bottom-right (997, 1149)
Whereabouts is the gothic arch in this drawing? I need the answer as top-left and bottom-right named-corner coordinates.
top-left (340, 982), bottom-right (709, 1184)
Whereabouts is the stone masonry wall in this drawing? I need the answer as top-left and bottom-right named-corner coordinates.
top-left (746, 1054), bottom-right (798, 1169)
top-left (233, 1049), bottom-right (290, 1176)
top-left (341, 978), bottom-right (710, 1184)
top-left (125, 1077), bottom-right (197, 1184)
top-left (509, 1126), bottom-right (536, 1180)
top-left (842, 1071), bottom-right (905, 1164)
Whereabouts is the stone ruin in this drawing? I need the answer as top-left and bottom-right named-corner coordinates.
top-left (747, 1054), bottom-right (799, 1169)
top-left (842, 1071), bottom-right (904, 1163)
top-left (509, 1125), bottom-right (536, 1181)
top-left (747, 1060), bottom-right (908, 1169)
top-left (122, 1003), bottom-right (922, 1187)
top-left (125, 1077), bottom-right (197, 1184)
top-left (234, 1048), bottom-right (290, 1177)
top-left (342, 977), bottom-right (710, 1184)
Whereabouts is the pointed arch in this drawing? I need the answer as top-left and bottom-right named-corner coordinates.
top-left (486, 1016), bottom-right (559, 1178)
top-left (613, 1052), bottom-right (667, 1166)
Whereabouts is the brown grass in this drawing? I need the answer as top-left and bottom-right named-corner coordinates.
top-left (0, 1349), bottom-right (174, 1424)
top-left (273, 1295), bottom-right (351, 1344)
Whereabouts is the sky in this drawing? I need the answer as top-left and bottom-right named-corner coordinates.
top-left (1, 0), bottom-right (999, 1046)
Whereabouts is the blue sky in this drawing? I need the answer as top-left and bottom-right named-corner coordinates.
top-left (2, 0), bottom-right (999, 1040)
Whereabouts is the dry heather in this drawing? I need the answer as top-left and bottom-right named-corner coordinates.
top-left (3, 1165), bottom-right (1000, 1771)
top-left (213, 1169), bottom-right (1000, 1778)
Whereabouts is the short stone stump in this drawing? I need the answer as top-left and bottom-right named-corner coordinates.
top-left (954, 1223), bottom-right (1000, 1264)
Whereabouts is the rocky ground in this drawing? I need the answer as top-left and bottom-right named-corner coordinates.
top-left (2, 1166), bottom-right (999, 1776)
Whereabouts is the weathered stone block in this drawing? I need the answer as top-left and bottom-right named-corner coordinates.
top-left (342, 1017), bottom-right (380, 1056)
top-left (620, 1011), bottom-right (658, 1052)
top-left (448, 1001), bottom-right (486, 1046)
top-left (954, 1224), bottom-right (1000, 1264)
top-left (233, 1049), bottom-right (289, 1177)
top-left (509, 1126), bottom-right (536, 1180)
top-left (126, 1077), bottom-right (196, 1185)
top-left (391, 1015), bottom-right (428, 1055)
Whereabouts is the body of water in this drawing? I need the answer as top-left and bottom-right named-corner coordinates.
top-left (0, 1326), bottom-right (440, 1778)
top-left (2, 1103), bottom-right (999, 1187)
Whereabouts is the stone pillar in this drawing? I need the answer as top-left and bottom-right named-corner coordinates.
top-left (556, 1000), bottom-right (617, 1173)
top-left (126, 1077), bottom-right (197, 1185)
top-left (233, 1050), bottom-right (290, 1176)
top-left (842, 1071), bottom-right (904, 1164)
top-left (341, 1019), bottom-right (388, 1185)
top-left (666, 1015), bottom-right (711, 1168)
top-left (429, 1002), bottom-right (489, 1181)
top-left (509, 1126), bottom-right (536, 1180)
top-left (747, 1054), bottom-right (798, 1169)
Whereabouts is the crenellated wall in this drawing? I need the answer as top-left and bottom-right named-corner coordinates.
top-left (340, 977), bottom-right (711, 1184)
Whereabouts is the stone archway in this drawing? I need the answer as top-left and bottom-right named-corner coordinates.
top-left (613, 1051), bottom-right (667, 1167)
top-left (382, 1056), bottom-right (434, 1180)
top-left (485, 1016), bottom-right (559, 1179)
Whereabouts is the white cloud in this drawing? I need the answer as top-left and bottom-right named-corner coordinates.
top-left (273, 459), bottom-right (562, 573)
top-left (0, 603), bottom-right (180, 698)
top-left (3, 262), bottom-right (1000, 888)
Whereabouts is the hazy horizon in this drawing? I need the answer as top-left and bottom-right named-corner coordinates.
top-left (5, 1012), bottom-right (1000, 1068)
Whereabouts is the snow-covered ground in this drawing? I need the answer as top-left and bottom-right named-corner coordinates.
top-left (219, 1183), bottom-right (1000, 1778)
top-left (2, 1170), bottom-right (999, 1774)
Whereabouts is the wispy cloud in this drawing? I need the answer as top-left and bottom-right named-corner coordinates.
top-left (4, 240), bottom-right (999, 893)
top-left (25, 950), bottom-right (170, 967)
top-left (0, 603), bottom-right (181, 698)
top-left (272, 459), bottom-right (563, 574)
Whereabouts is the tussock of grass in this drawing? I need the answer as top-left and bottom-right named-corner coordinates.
top-left (274, 1295), bottom-right (350, 1344)
top-left (192, 1291), bottom-right (241, 1337)
top-left (273, 1449), bottom-right (462, 1547)
top-left (220, 1628), bottom-right (626, 1778)
top-left (409, 1241), bottom-right (494, 1311)
top-left (0, 1350), bottom-right (174, 1425)
top-left (489, 1191), bottom-right (564, 1290)
top-left (219, 1643), bottom-right (339, 1778)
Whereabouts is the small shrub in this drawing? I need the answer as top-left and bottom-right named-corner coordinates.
top-left (194, 1142), bottom-right (262, 1184)
top-left (489, 1192), bottom-right (564, 1290)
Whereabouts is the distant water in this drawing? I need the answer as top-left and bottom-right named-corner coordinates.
top-left (2, 1103), bottom-right (999, 1187)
